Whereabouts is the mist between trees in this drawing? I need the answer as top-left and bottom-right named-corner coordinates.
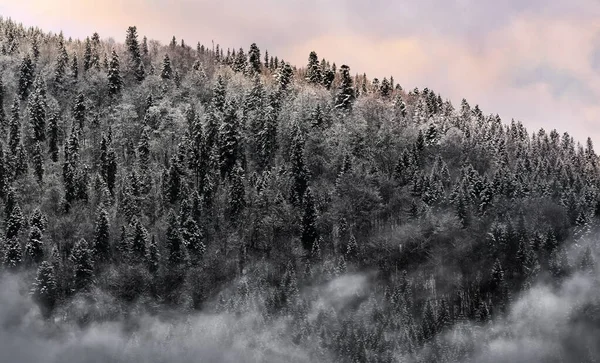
top-left (0, 18), bottom-right (599, 362)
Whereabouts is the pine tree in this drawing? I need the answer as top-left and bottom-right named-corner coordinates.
top-left (73, 93), bottom-right (86, 130)
top-left (25, 226), bottom-right (44, 264)
top-left (166, 210), bottom-right (185, 266)
top-left (32, 141), bottom-right (44, 183)
top-left (107, 50), bottom-right (122, 96)
top-left (334, 65), bottom-right (355, 110)
top-left (247, 43), bottom-right (261, 75)
top-left (6, 204), bottom-right (23, 239)
top-left (93, 208), bottom-right (111, 263)
top-left (290, 127), bottom-right (309, 204)
top-left (47, 111), bottom-right (60, 162)
top-left (18, 54), bottom-right (34, 100)
top-left (32, 261), bottom-right (58, 315)
top-left (70, 238), bottom-right (94, 291)
top-left (130, 217), bottom-right (148, 260)
top-left (301, 187), bottom-right (318, 251)
top-left (161, 54), bottom-right (172, 80)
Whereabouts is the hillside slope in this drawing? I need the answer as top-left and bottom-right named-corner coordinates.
top-left (0, 18), bottom-right (599, 362)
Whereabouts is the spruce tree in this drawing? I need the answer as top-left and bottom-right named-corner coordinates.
top-left (229, 163), bottom-right (246, 219)
top-left (14, 144), bottom-right (28, 178)
top-left (212, 75), bottom-right (226, 112)
top-left (264, 50), bottom-right (269, 68)
top-left (233, 47), bottom-right (247, 73)
top-left (0, 144), bottom-right (6, 198)
top-left (83, 37), bottom-right (92, 72)
top-left (306, 51), bottom-right (322, 84)
top-left (18, 54), bottom-right (34, 100)
top-left (247, 43), bottom-right (261, 75)
top-left (71, 53), bottom-right (79, 79)
top-left (107, 50), bottom-right (122, 96)
top-left (4, 236), bottom-right (22, 269)
top-left (70, 238), bottom-right (94, 291)
top-left (7, 98), bottom-right (21, 155)
top-left (130, 217), bottom-right (148, 261)
top-left (146, 235), bottom-right (159, 274)
top-left (6, 204), bottom-right (23, 239)
top-left (138, 127), bottom-right (151, 171)
top-left (0, 77), bottom-right (6, 131)
top-left (142, 36), bottom-right (149, 57)
top-left (257, 106), bottom-right (278, 170)
top-left (301, 187), bottom-right (318, 251)
top-left (55, 38), bottom-right (68, 85)
top-left (47, 111), bottom-right (60, 162)
top-left (28, 78), bottom-right (47, 143)
top-left (73, 93), bottom-right (86, 130)
top-left (29, 208), bottom-right (47, 233)
top-left (25, 226), bottom-right (44, 264)
top-left (99, 134), bottom-right (117, 193)
top-left (91, 33), bottom-right (101, 70)
top-left (161, 54), bottom-right (172, 80)
top-left (334, 65), bottom-right (355, 110)
top-left (32, 261), bottom-right (58, 315)
top-left (31, 36), bottom-right (40, 62)
top-left (165, 155), bottom-right (182, 204)
top-left (32, 141), bottom-right (44, 183)
top-left (380, 77), bottom-right (391, 97)
top-left (290, 127), bottom-right (309, 205)
top-left (93, 208), bottom-right (111, 263)
top-left (125, 26), bottom-right (142, 77)
top-left (275, 62), bottom-right (293, 89)
top-left (218, 100), bottom-right (242, 178)
top-left (166, 210), bottom-right (185, 266)
top-left (182, 217), bottom-right (205, 264)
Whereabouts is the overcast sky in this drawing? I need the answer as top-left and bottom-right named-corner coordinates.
top-left (2, 0), bottom-right (600, 144)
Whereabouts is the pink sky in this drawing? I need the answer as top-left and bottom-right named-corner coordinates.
top-left (2, 0), bottom-right (600, 144)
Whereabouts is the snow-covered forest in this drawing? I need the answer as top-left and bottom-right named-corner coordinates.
top-left (0, 18), bottom-right (599, 362)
